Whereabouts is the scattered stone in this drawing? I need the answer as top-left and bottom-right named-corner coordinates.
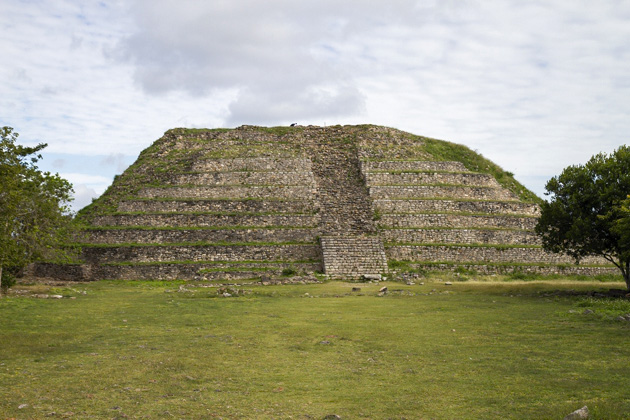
top-left (222, 293), bottom-right (232, 297)
top-left (323, 415), bottom-right (341, 420)
top-left (563, 405), bottom-right (588, 420)
top-left (351, 287), bottom-right (361, 292)
top-left (406, 281), bottom-right (415, 285)
top-left (379, 286), bottom-right (388, 293)
top-left (18, 404), bottom-right (28, 409)
top-left (444, 282), bottom-right (453, 286)
top-left (362, 274), bottom-right (382, 281)
top-left (419, 282), bottom-right (425, 286)
top-left (319, 340), bottom-right (331, 345)
top-left (583, 309), bottom-right (594, 315)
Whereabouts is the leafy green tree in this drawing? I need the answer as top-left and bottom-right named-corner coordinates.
top-left (535, 145), bottom-right (630, 290)
top-left (0, 127), bottom-right (75, 292)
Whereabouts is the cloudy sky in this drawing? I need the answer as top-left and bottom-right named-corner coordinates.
top-left (2, 0), bottom-right (629, 211)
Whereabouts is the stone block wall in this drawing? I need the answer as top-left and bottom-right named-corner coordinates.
top-left (374, 199), bottom-right (540, 216)
top-left (117, 199), bottom-right (314, 214)
top-left (139, 186), bottom-right (315, 200)
top-left (378, 214), bottom-right (537, 230)
top-left (361, 161), bottom-right (467, 172)
top-left (369, 186), bottom-right (518, 201)
top-left (86, 228), bottom-right (317, 245)
top-left (91, 214), bottom-right (319, 228)
top-left (365, 172), bottom-right (500, 187)
top-left (192, 158), bottom-right (312, 172)
top-left (381, 228), bottom-right (540, 245)
top-left (82, 244), bottom-right (320, 264)
top-left (387, 245), bottom-right (607, 265)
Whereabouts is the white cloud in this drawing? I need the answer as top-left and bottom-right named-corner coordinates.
top-left (71, 184), bottom-right (99, 212)
top-left (1, 0), bottom-right (630, 205)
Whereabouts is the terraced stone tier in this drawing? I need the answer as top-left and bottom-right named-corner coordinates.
top-left (82, 244), bottom-right (321, 264)
top-left (92, 262), bottom-right (322, 281)
top-left (362, 161), bottom-right (468, 172)
top-left (365, 172), bottom-right (499, 187)
top-left (192, 158), bottom-right (312, 172)
top-left (91, 214), bottom-right (319, 228)
top-left (117, 199), bottom-right (316, 214)
top-left (369, 186), bottom-right (518, 201)
top-left (388, 261), bottom-right (618, 276)
top-left (381, 228), bottom-right (540, 245)
top-left (387, 245), bottom-right (607, 265)
top-left (85, 228), bottom-right (318, 244)
top-left (139, 186), bottom-right (315, 200)
top-left (378, 214), bottom-right (537, 230)
top-left (374, 199), bottom-right (539, 216)
top-left (169, 171), bottom-right (315, 186)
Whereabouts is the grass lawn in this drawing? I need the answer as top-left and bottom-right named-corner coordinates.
top-left (1, 278), bottom-right (629, 419)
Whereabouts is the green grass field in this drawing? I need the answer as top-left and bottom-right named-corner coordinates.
top-left (1, 278), bottom-right (629, 419)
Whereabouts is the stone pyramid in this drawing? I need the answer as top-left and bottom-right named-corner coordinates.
top-left (29, 125), bottom-right (616, 282)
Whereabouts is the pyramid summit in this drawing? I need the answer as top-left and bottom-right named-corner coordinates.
top-left (30, 125), bottom-right (616, 282)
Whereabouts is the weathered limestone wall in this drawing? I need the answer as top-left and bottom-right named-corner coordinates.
top-left (91, 214), bottom-right (319, 228)
top-left (369, 186), bottom-right (518, 201)
top-left (117, 199), bottom-right (314, 214)
top-left (86, 228), bottom-right (317, 244)
top-left (374, 199), bottom-right (540, 216)
top-left (170, 171), bottom-right (315, 186)
top-left (139, 186), bottom-right (315, 200)
top-left (361, 161), bottom-right (467, 172)
top-left (387, 245), bottom-right (607, 265)
top-left (365, 172), bottom-right (500, 187)
top-left (82, 244), bottom-right (320, 264)
top-left (378, 214), bottom-right (537, 230)
top-left (381, 228), bottom-right (540, 245)
top-left (192, 158), bottom-right (312, 172)
top-left (396, 263), bottom-right (618, 276)
top-left (26, 261), bottom-right (322, 281)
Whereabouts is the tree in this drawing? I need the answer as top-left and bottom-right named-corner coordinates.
top-left (0, 127), bottom-right (75, 292)
top-left (535, 145), bottom-right (630, 290)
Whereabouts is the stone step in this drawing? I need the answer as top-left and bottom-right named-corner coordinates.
top-left (192, 158), bottom-right (312, 172)
top-left (386, 245), bottom-right (607, 265)
top-left (369, 186), bottom-right (518, 201)
top-left (169, 171), bottom-right (315, 186)
top-left (139, 186), bottom-right (315, 200)
top-left (81, 244), bottom-right (321, 264)
top-left (365, 172), bottom-right (499, 188)
top-left (362, 161), bottom-right (468, 172)
top-left (117, 199), bottom-right (316, 214)
top-left (378, 214), bottom-right (537, 230)
top-left (374, 199), bottom-right (540, 216)
top-left (381, 228), bottom-right (540, 245)
top-left (84, 228), bottom-right (318, 244)
top-left (320, 236), bottom-right (388, 277)
top-left (91, 214), bottom-right (319, 228)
